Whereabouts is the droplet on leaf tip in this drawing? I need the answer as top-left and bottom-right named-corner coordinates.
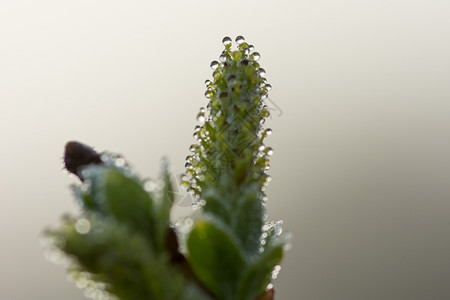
top-left (210, 61), bottom-right (219, 70)
top-left (235, 35), bottom-right (245, 45)
top-left (222, 36), bottom-right (232, 46)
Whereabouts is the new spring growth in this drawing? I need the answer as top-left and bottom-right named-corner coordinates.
top-left (183, 35), bottom-right (274, 203)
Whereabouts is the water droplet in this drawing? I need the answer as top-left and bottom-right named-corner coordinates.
top-left (197, 115), bottom-right (205, 125)
top-left (261, 93), bottom-right (268, 100)
top-left (219, 54), bottom-right (226, 62)
top-left (265, 128), bottom-right (273, 136)
top-left (184, 218), bottom-right (194, 227)
top-left (265, 84), bottom-right (272, 91)
top-left (235, 35), bottom-right (245, 45)
top-left (210, 61), bottom-right (219, 70)
top-left (115, 157), bottom-right (125, 167)
top-left (75, 277), bottom-right (88, 289)
top-left (258, 68), bottom-right (266, 77)
top-left (274, 220), bottom-right (283, 236)
top-left (251, 52), bottom-right (260, 61)
top-left (265, 164), bottom-right (271, 170)
top-left (205, 90), bottom-right (212, 99)
top-left (248, 45), bottom-right (254, 51)
top-left (205, 79), bottom-right (211, 86)
top-left (199, 107), bottom-right (206, 113)
top-left (75, 218), bottom-right (91, 234)
top-left (144, 180), bottom-right (157, 192)
top-left (265, 147), bottom-right (274, 156)
top-left (261, 109), bottom-right (270, 118)
top-left (222, 36), bottom-right (232, 46)
top-left (267, 283), bottom-right (274, 290)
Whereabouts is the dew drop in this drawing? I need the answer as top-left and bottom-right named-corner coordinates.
top-left (265, 128), bottom-right (273, 136)
top-left (265, 147), bottom-right (274, 156)
top-left (210, 61), bottom-right (219, 70)
top-left (204, 90), bottom-right (212, 99)
top-left (144, 180), bottom-right (157, 192)
top-left (184, 218), bottom-right (194, 227)
top-left (258, 68), bottom-right (266, 77)
top-left (222, 36), bottom-right (232, 46)
top-left (235, 35), bottom-right (245, 45)
top-left (197, 115), bottom-right (205, 125)
top-left (219, 54), bottom-right (226, 62)
top-left (75, 277), bottom-right (88, 289)
top-left (251, 52), bottom-right (260, 61)
top-left (114, 157), bottom-right (125, 167)
top-left (75, 218), bottom-right (91, 234)
top-left (199, 107), bottom-right (206, 113)
top-left (261, 109), bottom-right (270, 118)
top-left (248, 45), bottom-right (255, 51)
top-left (205, 79), bottom-right (211, 86)
top-left (265, 84), bottom-right (272, 91)
top-left (274, 220), bottom-right (283, 236)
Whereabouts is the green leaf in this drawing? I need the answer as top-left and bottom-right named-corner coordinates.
top-left (102, 168), bottom-right (156, 248)
top-left (231, 187), bottom-right (263, 256)
top-left (202, 189), bottom-right (232, 224)
top-left (187, 220), bottom-right (246, 300)
top-left (153, 160), bottom-right (174, 252)
top-left (52, 213), bottom-right (184, 300)
top-left (236, 244), bottom-right (283, 300)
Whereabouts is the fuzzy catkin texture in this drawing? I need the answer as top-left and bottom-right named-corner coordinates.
top-left (184, 36), bottom-right (273, 204)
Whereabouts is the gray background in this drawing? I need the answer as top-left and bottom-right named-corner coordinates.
top-left (1, 0), bottom-right (450, 299)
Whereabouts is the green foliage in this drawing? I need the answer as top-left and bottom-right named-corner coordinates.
top-left (187, 220), bottom-right (245, 300)
top-left (44, 36), bottom-right (288, 300)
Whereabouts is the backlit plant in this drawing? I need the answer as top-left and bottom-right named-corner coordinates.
top-left (44, 36), bottom-right (289, 300)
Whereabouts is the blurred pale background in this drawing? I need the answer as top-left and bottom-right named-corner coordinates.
top-left (1, 0), bottom-right (450, 299)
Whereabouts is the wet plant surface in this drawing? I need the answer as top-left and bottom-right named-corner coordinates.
top-left (43, 36), bottom-right (289, 300)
